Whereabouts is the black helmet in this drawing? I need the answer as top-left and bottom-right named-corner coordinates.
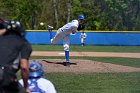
top-left (0, 18), bottom-right (5, 30)
top-left (5, 20), bottom-right (25, 37)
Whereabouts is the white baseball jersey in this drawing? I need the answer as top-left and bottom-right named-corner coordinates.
top-left (80, 32), bottom-right (87, 39)
top-left (61, 20), bottom-right (79, 35)
top-left (19, 78), bottom-right (57, 93)
top-left (51, 20), bottom-right (79, 45)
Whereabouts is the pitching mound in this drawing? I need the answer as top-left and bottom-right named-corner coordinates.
top-left (32, 59), bottom-right (140, 73)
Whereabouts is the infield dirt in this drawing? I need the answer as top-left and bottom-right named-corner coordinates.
top-left (31, 51), bottom-right (140, 73)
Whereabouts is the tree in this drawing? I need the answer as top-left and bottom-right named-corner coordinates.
top-left (52, 0), bottom-right (59, 28)
top-left (0, 0), bottom-right (140, 30)
top-left (66, 0), bottom-right (72, 23)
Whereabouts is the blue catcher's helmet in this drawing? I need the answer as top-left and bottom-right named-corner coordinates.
top-left (78, 15), bottom-right (85, 20)
top-left (29, 61), bottom-right (44, 78)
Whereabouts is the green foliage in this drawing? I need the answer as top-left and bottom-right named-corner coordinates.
top-left (0, 0), bottom-right (140, 30)
top-left (0, 0), bottom-right (43, 29)
top-left (72, 0), bottom-right (82, 18)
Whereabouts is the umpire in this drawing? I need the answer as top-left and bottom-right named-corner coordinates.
top-left (0, 19), bottom-right (32, 93)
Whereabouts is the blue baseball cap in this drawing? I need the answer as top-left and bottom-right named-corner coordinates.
top-left (78, 15), bottom-right (85, 20)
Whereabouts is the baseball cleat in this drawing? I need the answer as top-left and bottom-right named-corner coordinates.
top-left (51, 39), bottom-right (53, 42)
top-left (48, 25), bottom-right (54, 29)
top-left (63, 62), bottom-right (70, 67)
top-left (50, 39), bottom-right (53, 44)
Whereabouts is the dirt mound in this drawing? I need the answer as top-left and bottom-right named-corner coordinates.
top-left (31, 59), bottom-right (140, 73)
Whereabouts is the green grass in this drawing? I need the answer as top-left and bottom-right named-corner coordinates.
top-left (17, 72), bottom-right (140, 93)
top-left (29, 45), bottom-right (140, 93)
top-left (46, 72), bottom-right (140, 93)
top-left (32, 45), bottom-right (140, 52)
top-left (86, 57), bottom-right (140, 68)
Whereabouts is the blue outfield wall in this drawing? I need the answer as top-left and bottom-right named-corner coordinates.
top-left (25, 31), bottom-right (140, 46)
